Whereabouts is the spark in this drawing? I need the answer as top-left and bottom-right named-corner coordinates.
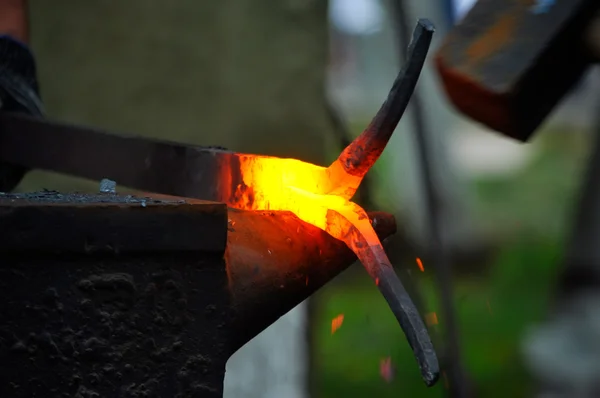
top-left (425, 312), bottom-right (438, 326)
top-left (331, 314), bottom-right (344, 334)
top-left (416, 257), bottom-right (424, 272)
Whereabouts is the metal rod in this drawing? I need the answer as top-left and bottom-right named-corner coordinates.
top-left (336, 19), bottom-right (434, 179)
top-left (325, 208), bottom-right (440, 385)
top-left (325, 97), bottom-right (374, 208)
top-left (389, 2), bottom-right (467, 397)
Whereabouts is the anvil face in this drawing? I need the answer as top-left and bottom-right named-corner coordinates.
top-left (0, 191), bottom-right (396, 398)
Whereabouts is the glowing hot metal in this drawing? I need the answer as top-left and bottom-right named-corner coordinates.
top-left (223, 19), bottom-right (439, 386)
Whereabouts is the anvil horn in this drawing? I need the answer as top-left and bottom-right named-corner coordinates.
top-left (226, 209), bottom-right (396, 353)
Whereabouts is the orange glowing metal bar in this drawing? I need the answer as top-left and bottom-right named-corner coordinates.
top-left (224, 20), bottom-right (439, 386)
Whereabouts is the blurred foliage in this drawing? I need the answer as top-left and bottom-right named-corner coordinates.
top-left (313, 127), bottom-right (589, 397)
top-left (313, 241), bottom-right (560, 398)
top-left (470, 127), bottom-right (588, 242)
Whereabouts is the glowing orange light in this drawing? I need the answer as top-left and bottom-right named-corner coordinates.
top-left (416, 257), bottom-right (424, 272)
top-left (226, 156), bottom-right (378, 244)
top-left (219, 153), bottom-right (386, 281)
top-left (331, 314), bottom-right (344, 334)
top-left (425, 312), bottom-right (438, 326)
top-left (212, 24), bottom-right (442, 384)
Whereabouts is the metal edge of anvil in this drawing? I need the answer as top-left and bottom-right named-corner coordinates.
top-left (0, 191), bottom-right (228, 254)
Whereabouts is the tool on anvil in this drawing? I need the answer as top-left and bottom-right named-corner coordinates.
top-left (435, 0), bottom-right (599, 142)
top-left (0, 18), bottom-right (440, 386)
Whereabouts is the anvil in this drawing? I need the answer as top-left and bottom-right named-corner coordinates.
top-left (0, 191), bottom-right (396, 397)
top-left (0, 19), bottom-right (439, 396)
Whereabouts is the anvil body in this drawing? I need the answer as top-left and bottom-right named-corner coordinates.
top-left (0, 191), bottom-right (395, 398)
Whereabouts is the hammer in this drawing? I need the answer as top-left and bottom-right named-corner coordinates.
top-left (435, 0), bottom-right (600, 141)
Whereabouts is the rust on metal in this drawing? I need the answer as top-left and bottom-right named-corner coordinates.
top-left (465, 12), bottom-right (519, 67)
top-left (435, 0), bottom-right (598, 141)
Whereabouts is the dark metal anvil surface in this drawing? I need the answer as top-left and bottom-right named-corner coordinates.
top-left (0, 191), bottom-right (396, 398)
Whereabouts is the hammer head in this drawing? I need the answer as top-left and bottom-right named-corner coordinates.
top-left (435, 0), bottom-right (598, 142)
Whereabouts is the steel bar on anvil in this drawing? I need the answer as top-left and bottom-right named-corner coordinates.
top-left (0, 191), bottom-right (396, 398)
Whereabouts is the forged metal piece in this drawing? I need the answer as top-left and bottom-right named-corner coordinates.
top-left (325, 19), bottom-right (440, 385)
top-left (325, 209), bottom-right (438, 384)
top-left (0, 191), bottom-right (397, 397)
top-left (435, 0), bottom-right (598, 141)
